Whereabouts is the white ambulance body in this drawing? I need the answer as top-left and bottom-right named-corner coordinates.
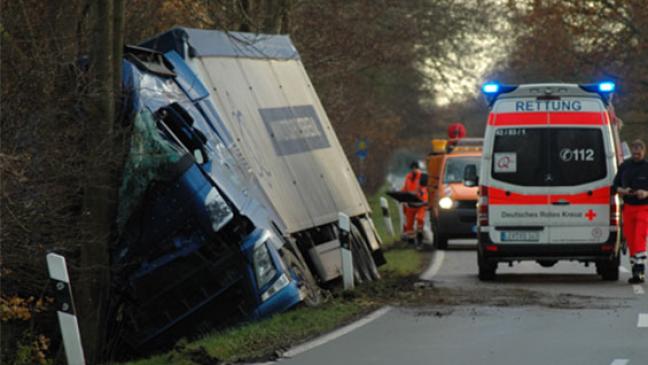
top-left (474, 82), bottom-right (623, 280)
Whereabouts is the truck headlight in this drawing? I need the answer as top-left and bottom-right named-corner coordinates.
top-left (261, 273), bottom-right (290, 302)
top-left (439, 197), bottom-right (454, 210)
top-left (253, 243), bottom-right (278, 289)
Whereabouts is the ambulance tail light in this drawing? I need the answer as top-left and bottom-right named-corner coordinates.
top-left (478, 186), bottom-right (489, 226)
top-left (610, 196), bottom-right (620, 227)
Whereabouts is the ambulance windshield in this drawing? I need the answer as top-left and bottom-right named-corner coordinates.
top-left (444, 157), bottom-right (481, 183)
top-left (492, 127), bottom-right (606, 186)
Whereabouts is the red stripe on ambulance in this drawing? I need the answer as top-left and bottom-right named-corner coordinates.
top-left (488, 112), bottom-right (607, 126)
top-left (489, 186), bottom-right (609, 205)
top-left (547, 112), bottom-right (606, 125)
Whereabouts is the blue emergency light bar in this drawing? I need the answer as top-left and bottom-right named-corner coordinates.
top-left (598, 81), bottom-right (615, 93)
top-left (482, 83), bottom-right (500, 94)
top-left (480, 82), bottom-right (518, 106)
top-left (481, 81), bottom-right (616, 107)
top-left (579, 81), bottom-right (616, 105)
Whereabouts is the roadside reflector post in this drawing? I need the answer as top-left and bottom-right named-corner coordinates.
top-left (46, 253), bottom-right (86, 365)
top-left (338, 212), bottom-right (354, 290)
top-left (380, 197), bottom-right (395, 237)
top-left (398, 203), bottom-right (405, 238)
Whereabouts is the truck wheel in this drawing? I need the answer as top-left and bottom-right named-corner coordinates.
top-left (597, 255), bottom-right (620, 281)
top-left (432, 221), bottom-right (448, 250)
top-left (351, 225), bottom-right (380, 282)
top-left (477, 250), bottom-right (496, 281)
top-left (283, 250), bottom-right (323, 306)
top-left (351, 224), bottom-right (380, 281)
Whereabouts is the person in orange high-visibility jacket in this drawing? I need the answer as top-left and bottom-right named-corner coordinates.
top-left (402, 161), bottom-right (429, 245)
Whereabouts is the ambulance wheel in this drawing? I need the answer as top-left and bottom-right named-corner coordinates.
top-left (478, 250), bottom-right (496, 281)
top-left (432, 221), bottom-right (448, 250)
top-left (351, 225), bottom-right (380, 282)
top-left (537, 260), bottom-right (557, 268)
top-left (283, 249), bottom-right (323, 307)
top-left (597, 255), bottom-right (620, 281)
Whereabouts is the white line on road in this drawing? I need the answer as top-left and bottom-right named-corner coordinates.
top-left (420, 250), bottom-right (445, 281)
top-left (620, 266), bottom-right (630, 274)
top-left (633, 285), bottom-right (645, 295)
top-left (281, 306), bottom-right (392, 358)
top-left (610, 359), bottom-right (629, 365)
top-left (638, 314), bottom-right (648, 328)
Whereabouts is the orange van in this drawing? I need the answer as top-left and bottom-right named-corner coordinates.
top-left (427, 138), bottom-right (482, 249)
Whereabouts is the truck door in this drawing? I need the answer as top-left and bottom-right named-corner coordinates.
top-left (546, 125), bottom-right (610, 244)
top-left (488, 123), bottom-right (551, 244)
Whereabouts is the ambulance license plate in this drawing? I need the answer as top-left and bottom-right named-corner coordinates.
top-left (501, 231), bottom-right (539, 242)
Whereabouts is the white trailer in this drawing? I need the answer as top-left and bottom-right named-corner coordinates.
top-left (143, 28), bottom-right (384, 289)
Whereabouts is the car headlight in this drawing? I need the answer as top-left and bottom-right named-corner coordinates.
top-left (261, 273), bottom-right (290, 302)
top-left (439, 196), bottom-right (454, 210)
top-left (253, 243), bottom-right (278, 289)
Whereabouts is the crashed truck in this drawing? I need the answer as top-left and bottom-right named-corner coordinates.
top-left (111, 28), bottom-right (384, 352)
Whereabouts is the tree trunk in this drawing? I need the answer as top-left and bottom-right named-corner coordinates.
top-left (78, 0), bottom-right (114, 362)
top-left (263, 0), bottom-right (293, 34)
top-left (113, 0), bottom-right (124, 95)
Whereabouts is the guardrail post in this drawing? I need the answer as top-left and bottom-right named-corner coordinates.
top-left (398, 203), bottom-right (405, 238)
top-left (46, 253), bottom-right (86, 365)
top-left (380, 197), bottom-right (395, 237)
top-left (338, 212), bottom-right (354, 290)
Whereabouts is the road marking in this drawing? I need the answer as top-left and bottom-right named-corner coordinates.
top-left (633, 285), bottom-right (645, 295)
top-left (620, 266), bottom-right (630, 274)
top-left (420, 250), bottom-right (445, 281)
top-left (638, 314), bottom-right (648, 328)
top-left (610, 359), bottom-right (629, 365)
top-left (281, 306), bottom-right (392, 358)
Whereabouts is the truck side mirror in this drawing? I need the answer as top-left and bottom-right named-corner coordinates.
top-left (463, 164), bottom-right (478, 187)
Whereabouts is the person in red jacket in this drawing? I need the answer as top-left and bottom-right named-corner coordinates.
top-left (402, 161), bottom-right (429, 246)
top-left (613, 139), bottom-right (648, 283)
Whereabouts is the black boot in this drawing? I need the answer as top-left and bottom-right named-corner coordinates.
top-left (628, 264), bottom-right (645, 284)
top-left (416, 231), bottom-right (424, 247)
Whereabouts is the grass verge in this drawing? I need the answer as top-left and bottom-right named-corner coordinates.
top-left (125, 300), bottom-right (373, 365)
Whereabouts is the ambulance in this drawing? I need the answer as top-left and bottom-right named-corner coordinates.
top-left (466, 82), bottom-right (623, 280)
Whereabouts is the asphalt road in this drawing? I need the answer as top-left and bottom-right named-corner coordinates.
top-left (274, 240), bottom-right (648, 365)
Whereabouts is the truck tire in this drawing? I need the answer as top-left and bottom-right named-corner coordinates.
top-left (351, 224), bottom-right (380, 282)
top-left (282, 249), bottom-right (323, 306)
top-left (477, 249), bottom-right (496, 281)
top-left (432, 220), bottom-right (448, 250)
top-left (597, 254), bottom-right (620, 281)
top-left (351, 224), bottom-right (380, 281)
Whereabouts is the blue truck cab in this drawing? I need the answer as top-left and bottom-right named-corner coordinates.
top-left (110, 46), bottom-right (301, 352)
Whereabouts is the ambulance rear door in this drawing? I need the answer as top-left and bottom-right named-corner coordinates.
top-left (544, 110), bottom-right (612, 244)
top-left (486, 107), bottom-right (551, 245)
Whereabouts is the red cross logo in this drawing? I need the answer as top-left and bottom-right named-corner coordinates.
top-left (585, 209), bottom-right (597, 221)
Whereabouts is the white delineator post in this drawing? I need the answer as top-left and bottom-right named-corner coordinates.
top-left (46, 253), bottom-right (86, 365)
top-left (338, 212), bottom-right (354, 290)
top-left (398, 203), bottom-right (405, 237)
top-left (380, 197), bottom-right (395, 238)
